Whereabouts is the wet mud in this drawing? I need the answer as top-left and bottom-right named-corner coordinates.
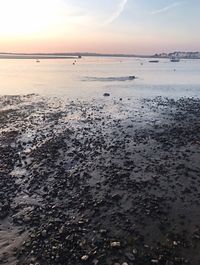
top-left (0, 94), bottom-right (200, 265)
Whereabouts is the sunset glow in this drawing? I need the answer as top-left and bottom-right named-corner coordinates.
top-left (0, 0), bottom-right (199, 54)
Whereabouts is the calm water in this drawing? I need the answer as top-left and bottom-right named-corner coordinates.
top-left (0, 57), bottom-right (200, 99)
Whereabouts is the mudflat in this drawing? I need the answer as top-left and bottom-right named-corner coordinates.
top-left (0, 94), bottom-right (200, 265)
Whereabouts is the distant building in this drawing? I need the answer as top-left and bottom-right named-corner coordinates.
top-left (154, 51), bottom-right (200, 59)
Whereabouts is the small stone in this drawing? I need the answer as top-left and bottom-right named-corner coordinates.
top-left (151, 260), bottom-right (159, 264)
top-left (23, 215), bottom-right (31, 223)
top-left (194, 234), bottom-right (200, 240)
top-left (133, 248), bottom-right (138, 254)
top-left (99, 229), bottom-right (107, 234)
top-left (92, 259), bottom-right (99, 265)
top-left (110, 241), bottom-right (121, 248)
top-left (81, 255), bottom-right (89, 261)
top-left (125, 253), bottom-right (135, 261)
top-left (41, 230), bottom-right (47, 237)
top-left (59, 225), bottom-right (65, 234)
top-left (112, 193), bottom-right (121, 201)
top-left (103, 93), bottom-right (110, 97)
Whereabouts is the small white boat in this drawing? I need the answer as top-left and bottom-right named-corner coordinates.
top-left (170, 57), bottom-right (180, 62)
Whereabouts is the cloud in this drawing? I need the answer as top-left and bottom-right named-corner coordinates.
top-left (60, 0), bottom-right (128, 29)
top-left (151, 2), bottom-right (180, 15)
top-left (102, 0), bottom-right (127, 26)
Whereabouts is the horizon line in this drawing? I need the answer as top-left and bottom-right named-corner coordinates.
top-left (0, 50), bottom-right (199, 56)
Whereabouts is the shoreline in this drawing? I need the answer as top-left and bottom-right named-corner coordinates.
top-left (0, 56), bottom-right (79, 60)
top-left (0, 94), bottom-right (200, 265)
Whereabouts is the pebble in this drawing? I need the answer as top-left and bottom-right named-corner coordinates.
top-left (41, 230), bottom-right (47, 237)
top-left (125, 253), bottom-right (135, 261)
top-left (132, 248), bottom-right (138, 254)
top-left (110, 241), bottom-right (121, 248)
top-left (151, 259), bottom-right (159, 264)
top-left (81, 255), bottom-right (89, 261)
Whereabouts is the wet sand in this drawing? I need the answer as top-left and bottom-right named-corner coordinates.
top-left (0, 94), bottom-right (200, 265)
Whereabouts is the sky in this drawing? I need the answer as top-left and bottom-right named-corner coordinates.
top-left (0, 0), bottom-right (199, 54)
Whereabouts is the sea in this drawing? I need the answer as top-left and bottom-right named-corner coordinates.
top-left (0, 57), bottom-right (200, 99)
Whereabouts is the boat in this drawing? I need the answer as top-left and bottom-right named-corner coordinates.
top-left (149, 60), bottom-right (159, 63)
top-left (36, 59), bottom-right (40, 63)
top-left (170, 57), bottom-right (180, 62)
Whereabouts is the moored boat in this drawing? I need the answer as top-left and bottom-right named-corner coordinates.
top-left (170, 57), bottom-right (180, 62)
top-left (149, 60), bottom-right (159, 63)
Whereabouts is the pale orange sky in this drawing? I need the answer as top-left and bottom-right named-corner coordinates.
top-left (0, 0), bottom-right (199, 54)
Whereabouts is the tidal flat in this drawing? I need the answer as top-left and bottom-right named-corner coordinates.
top-left (0, 94), bottom-right (200, 265)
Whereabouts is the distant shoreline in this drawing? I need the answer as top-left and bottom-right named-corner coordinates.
top-left (0, 55), bottom-right (78, 60)
top-left (0, 52), bottom-right (200, 59)
top-left (0, 53), bottom-right (148, 60)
